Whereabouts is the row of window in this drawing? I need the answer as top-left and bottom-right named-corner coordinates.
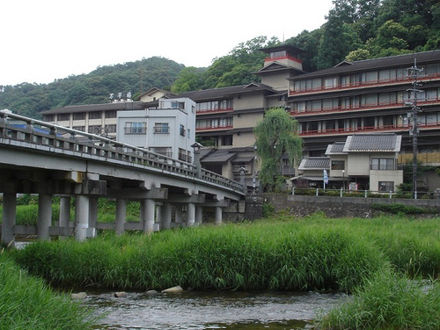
top-left (124, 122), bottom-right (188, 137)
top-left (196, 100), bottom-right (232, 112)
top-left (300, 112), bottom-right (440, 133)
top-left (292, 64), bottom-right (440, 92)
top-left (196, 118), bottom-right (232, 129)
top-left (331, 158), bottom-right (395, 171)
top-left (45, 111), bottom-right (117, 122)
top-left (292, 88), bottom-right (440, 112)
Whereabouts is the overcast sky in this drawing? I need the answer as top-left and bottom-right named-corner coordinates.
top-left (1, 0), bottom-right (333, 86)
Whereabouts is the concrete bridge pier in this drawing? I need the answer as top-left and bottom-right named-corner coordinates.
top-left (37, 194), bottom-right (52, 240)
top-left (195, 206), bottom-right (203, 225)
top-left (215, 206), bottom-right (223, 225)
top-left (142, 199), bottom-right (155, 234)
top-left (115, 199), bottom-right (126, 235)
top-left (1, 192), bottom-right (16, 247)
top-left (187, 202), bottom-right (196, 227)
top-left (58, 196), bottom-right (70, 231)
top-left (160, 203), bottom-right (172, 230)
top-left (174, 205), bottom-right (183, 226)
top-left (75, 195), bottom-right (89, 242)
top-left (89, 197), bottom-right (98, 238)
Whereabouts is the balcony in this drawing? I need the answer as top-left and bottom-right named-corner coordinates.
top-left (291, 96), bottom-right (440, 117)
top-left (196, 125), bottom-right (233, 132)
top-left (196, 107), bottom-right (233, 115)
top-left (289, 72), bottom-right (440, 96)
top-left (300, 122), bottom-right (440, 137)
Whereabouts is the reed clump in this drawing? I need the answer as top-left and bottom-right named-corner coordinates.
top-left (319, 269), bottom-right (440, 329)
top-left (0, 253), bottom-right (93, 329)
top-left (12, 222), bottom-right (384, 292)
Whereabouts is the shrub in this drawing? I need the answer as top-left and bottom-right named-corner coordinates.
top-left (371, 203), bottom-right (437, 215)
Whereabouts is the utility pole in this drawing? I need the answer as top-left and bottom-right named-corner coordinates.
top-left (405, 58), bottom-right (423, 199)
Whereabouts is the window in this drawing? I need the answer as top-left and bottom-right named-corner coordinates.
top-left (371, 158), bottom-right (395, 170)
top-left (331, 160), bottom-right (345, 170)
top-left (105, 111), bottom-right (117, 119)
top-left (171, 101), bottom-right (185, 110)
top-left (378, 181), bottom-right (394, 193)
top-left (178, 148), bottom-right (190, 162)
top-left (270, 50), bottom-right (286, 58)
top-left (73, 112), bottom-right (85, 120)
top-left (324, 77), bottom-right (337, 89)
top-left (88, 125), bottom-right (102, 134)
top-left (124, 122), bottom-right (146, 135)
top-left (105, 124), bottom-right (116, 133)
top-left (57, 113), bottom-right (70, 121)
top-left (44, 115), bottom-right (54, 121)
top-left (72, 126), bottom-right (85, 132)
top-left (154, 123), bottom-right (169, 134)
top-left (89, 111), bottom-right (102, 119)
top-left (180, 124), bottom-right (185, 136)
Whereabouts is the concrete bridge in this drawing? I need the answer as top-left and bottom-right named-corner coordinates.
top-left (0, 111), bottom-right (245, 246)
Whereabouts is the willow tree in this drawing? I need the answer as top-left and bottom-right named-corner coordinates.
top-left (255, 107), bottom-right (302, 191)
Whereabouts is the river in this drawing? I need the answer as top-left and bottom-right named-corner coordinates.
top-left (85, 290), bottom-right (347, 329)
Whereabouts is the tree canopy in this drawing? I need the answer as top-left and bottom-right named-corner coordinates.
top-left (255, 108), bottom-right (302, 192)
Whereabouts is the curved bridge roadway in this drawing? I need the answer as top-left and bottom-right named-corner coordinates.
top-left (0, 111), bottom-right (245, 245)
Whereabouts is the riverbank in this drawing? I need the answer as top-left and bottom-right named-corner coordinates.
top-left (6, 214), bottom-right (440, 329)
top-left (0, 253), bottom-right (93, 329)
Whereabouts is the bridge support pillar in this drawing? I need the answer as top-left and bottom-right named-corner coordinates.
top-left (75, 195), bottom-right (89, 242)
top-left (37, 194), bottom-right (52, 240)
top-left (142, 199), bottom-right (155, 234)
top-left (187, 203), bottom-right (196, 227)
top-left (160, 203), bottom-right (172, 230)
top-left (215, 206), bottom-right (223, 225)
top-left (196, 206), bottom-right (203, 225)
top-left (58, 196), bottom-right (70, 238)
top-left (174, 206), bottom-right (182, 226)
top-left (89, 197), bottom-right (98, 238)
top-left (115, 199), bottom-right (126, 235)
top-left (1, 193), bottom-right (16, 247)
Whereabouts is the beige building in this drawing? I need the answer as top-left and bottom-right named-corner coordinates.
top-left (298, 134), bottom-right (403, 192)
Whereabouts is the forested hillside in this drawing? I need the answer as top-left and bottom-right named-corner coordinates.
top-left (1, 0), bottom-right (439, 118)
top-left (0, 57), bottom-right (184, 118)
top-left (172, 0), bottom-right (440, 92)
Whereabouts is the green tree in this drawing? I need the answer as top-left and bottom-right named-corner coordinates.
top-left (171, 67), bottom-right (206, 93)
top-left (255, 108), bottom-right (302, 192)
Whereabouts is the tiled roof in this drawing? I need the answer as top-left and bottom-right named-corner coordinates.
top-left (41, 101), bottom-right (157, 114)
top-left (298, 157), bottom-right (330, 170)
top-left (178, 83), bottom-right (276, 101)
top-left (343, 134), bottom-right (401, 152)
top-left (200, 149), bottom-right (236, 163)
top-left (290, 50), bottom-right (440, 80)
top-left (325, 142), bottom-right (346, 155)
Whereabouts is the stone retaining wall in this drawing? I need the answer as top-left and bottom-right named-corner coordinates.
top-left (264, 193), bottom-right (440, 218)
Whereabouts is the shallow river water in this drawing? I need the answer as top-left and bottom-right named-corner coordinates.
top-left (85, 290), bottom-right (347, 329)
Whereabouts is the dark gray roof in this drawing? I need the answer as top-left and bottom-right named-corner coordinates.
top-left (259, 44), bottom-right (304, 55)
top-left (298, 157), bottom-right (330, 170)
top-left (255, 62), bottom-right (304, 75)
top-left (290, 49), bottom-right (440, 81)
top-left (178, 83), bottom-right (276, 102)
top-left (200, 149), bottom-right (236, 163)
top-left (325, 142), bottom-right (346, 155)
top-left (42, 101), bottom-right (157, 115)
top-left (343, 134), bottom-right (402, 152)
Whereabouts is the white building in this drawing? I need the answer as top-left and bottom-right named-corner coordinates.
top-left (116, 97), bottom-right (196, 162)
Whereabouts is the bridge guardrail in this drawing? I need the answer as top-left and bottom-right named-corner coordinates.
top-left (0, 111), bottom-right (245, 194)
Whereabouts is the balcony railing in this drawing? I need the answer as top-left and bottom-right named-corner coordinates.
top-left (300, 122), bottom-right (440, 137)
top-left (196, 125), bottom-right (233, 132)
top-left (289, 72), bottom-right (440, 96)
top-left (196, 107), bottom-right (233, 115)
top-left (291, 96), bottom-right (440, 117)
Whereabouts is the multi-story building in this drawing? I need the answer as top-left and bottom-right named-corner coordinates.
top-left (287, 50), bottom-right (440, 165)
top-left (298, 134), bottom-right (403, 192)
top-left (116, 97), bottom-right (196, 162)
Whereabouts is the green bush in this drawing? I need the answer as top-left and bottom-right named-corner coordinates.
top-left (371, 203), bottom-right (437, 215)
top-left (262, 202), bottom-right (275, 218)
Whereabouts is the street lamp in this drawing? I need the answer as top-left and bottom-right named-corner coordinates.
top-left (191, 142), bottom-right (203, 178)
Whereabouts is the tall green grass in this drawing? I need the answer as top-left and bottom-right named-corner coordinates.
top-left (319, 270), bottom-right (440, 329)
top-left (12, 222), bottom-right (384, 292)
top-left (0, 253), bottom-right (93, 329)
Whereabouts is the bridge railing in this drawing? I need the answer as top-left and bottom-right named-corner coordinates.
top-left (0, 111), bottom-right (244, 193)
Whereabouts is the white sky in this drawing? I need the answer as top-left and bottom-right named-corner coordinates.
top-left (0, 0), bottom-right (333, 86)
